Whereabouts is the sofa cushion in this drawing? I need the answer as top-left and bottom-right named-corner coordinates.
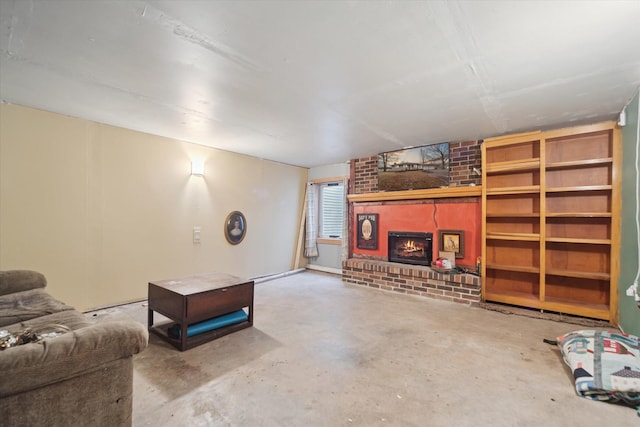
top-left (0, 289), bottom-right (74, 327)
top-left (0, 320), bottom-right (149, 397)
top-left (3, 309), bottom-right (92, 334)
top-left (0, 270), bottom-right (47, 296)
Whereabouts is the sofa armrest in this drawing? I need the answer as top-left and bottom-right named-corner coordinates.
top-left (0, 270), bottom-right (47, 296)
top-left (0, 320), bottom-right (149, 397)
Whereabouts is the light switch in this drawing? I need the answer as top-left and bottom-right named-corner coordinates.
top-left (193, 227), bottom-right (201, 243)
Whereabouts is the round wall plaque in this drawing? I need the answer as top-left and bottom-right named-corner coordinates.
top-left (224, 211), bottom-right (246, 245)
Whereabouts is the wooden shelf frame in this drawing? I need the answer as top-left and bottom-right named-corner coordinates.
top-left (485, 185), bottom-right (540, 196)
top-left (486, 213), bottom-right (541, 218)
top-left (485, 158), bottom-right (540, 174)
top-left (546, 185), bottom-right (612, 193)
top-left (546, 212), bottom-right (611, 218)
top-left (481, 121), bottom-right (620, 322)
top-left (546, 237), bottom-right (611, 245)
top-left (546, 157), bottom-right (613, 170)
top-left (545, 268), bottom-right (610, 280)
top-left (486, 232), bottom-right (540, 241)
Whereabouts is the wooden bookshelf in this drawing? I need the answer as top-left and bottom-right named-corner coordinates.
top-left (481, 121), bottom-right (620, 321)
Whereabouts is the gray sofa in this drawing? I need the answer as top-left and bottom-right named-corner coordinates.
top-left (0, 270), bottom-right (148, 426)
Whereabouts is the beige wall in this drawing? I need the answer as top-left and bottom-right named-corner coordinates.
top-left (0, 104), bottom-right (307, 311)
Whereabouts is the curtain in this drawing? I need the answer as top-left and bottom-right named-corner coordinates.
top-left (341, 177), bottom-right (349, 262)
top-left (304, 183), bottom-right (319, 258)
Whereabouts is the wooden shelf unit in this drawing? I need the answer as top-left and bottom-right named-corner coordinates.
top-left (481, 122), bottom-right (621, 321)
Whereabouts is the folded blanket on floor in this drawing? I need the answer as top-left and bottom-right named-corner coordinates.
top-left (556, 329), bottom-right (640, 416)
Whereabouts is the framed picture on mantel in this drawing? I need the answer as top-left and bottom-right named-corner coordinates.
top-left (439, 229), bottom-right (464, 259)
top-left (357, 213), bottom-right (378, 250)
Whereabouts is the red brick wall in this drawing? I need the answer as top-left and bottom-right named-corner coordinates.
top-left (352, 156), bottom-right (378, 194)
top-left (449, 141), bottom-right (482, 186)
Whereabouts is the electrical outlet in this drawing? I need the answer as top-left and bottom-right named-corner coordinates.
top-left (193, 226), bottom-right (201, 243)
top-left (626, 283), bottom-right (636, 297)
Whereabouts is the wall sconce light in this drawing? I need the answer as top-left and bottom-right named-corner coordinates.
top-left (191, 159), bottom-right (205, 176)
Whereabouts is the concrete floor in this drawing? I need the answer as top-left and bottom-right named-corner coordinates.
top-left (88, 271), bottom-right (638, 426)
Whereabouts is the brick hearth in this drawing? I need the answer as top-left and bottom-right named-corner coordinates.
top-left (342, 258), bottom-right (481, 306)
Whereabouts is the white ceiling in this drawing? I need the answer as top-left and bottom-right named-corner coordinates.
top-left (1, 1), bottom-right (639, 168)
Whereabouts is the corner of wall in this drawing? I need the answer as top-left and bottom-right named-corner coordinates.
top-left (619, 88), bottom-right (640, 336)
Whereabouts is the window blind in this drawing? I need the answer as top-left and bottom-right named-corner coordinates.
top-left (319, 182), bottom-right (344, 238)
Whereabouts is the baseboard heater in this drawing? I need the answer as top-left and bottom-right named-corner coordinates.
top-left (168, 309), bottom-right (248, 338)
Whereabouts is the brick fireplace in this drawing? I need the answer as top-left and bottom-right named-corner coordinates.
top-left (343, 141), bottom-right (482, 306)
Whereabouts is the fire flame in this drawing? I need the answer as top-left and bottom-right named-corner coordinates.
top-left (401, 240), bottom-right (422, 253)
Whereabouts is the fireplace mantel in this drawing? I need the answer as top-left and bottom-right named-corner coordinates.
top-left (347, 185), bottom-right (481, 203)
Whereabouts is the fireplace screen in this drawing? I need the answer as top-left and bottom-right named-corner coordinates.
top-left (388, 231), bottom-right (433, 266)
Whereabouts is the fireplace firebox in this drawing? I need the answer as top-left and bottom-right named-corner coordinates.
top-left (388, 231), bottom-right (433, 266)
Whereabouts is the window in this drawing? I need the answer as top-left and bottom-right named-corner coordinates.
top-left (318, 182), bottom-right (345, 239)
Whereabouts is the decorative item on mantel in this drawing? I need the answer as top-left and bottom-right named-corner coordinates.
top-left (357, 213), bottom-right (378, 250)
top-left (439, 229), bottom-right (465, 259)
top-left (431, 251), bottom-right (456, 274)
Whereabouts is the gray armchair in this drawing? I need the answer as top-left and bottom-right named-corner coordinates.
top-left (0, 270), bottom-right (148, 426)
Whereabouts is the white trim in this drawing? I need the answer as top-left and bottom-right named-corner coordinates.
top-left (252, 269), bottom-right (306, 284)
top-left (306, 264), bottom-right (342, 275)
